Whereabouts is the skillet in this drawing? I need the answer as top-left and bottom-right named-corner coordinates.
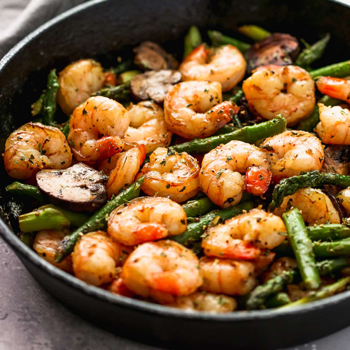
top-left (1, 0), bottom-right (350, 348)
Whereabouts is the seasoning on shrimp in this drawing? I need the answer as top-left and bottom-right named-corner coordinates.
top-left (67, 96), bottom-right (129, 163)
top-left (274, 187), bottom-right (340, 225)
top-left (199, 257), bottom-right (257, 296)
top-left (107, 197), bottom-right (187, 245)
top-left (243, 65), bottom-right (315, 126)
top-left (260, 130), bottom-right (324, 179)
top-left (106, 145), bottom-right (146, 199)
top-left (3, 122), bottom-right (72, 179)
top-left (316, 104), bottom-right (350, 145)
top-left (121, 240), bottom-right (203, 300)
top-left (199, 140), bottom-right (271, 207)
top-left (164, 81), bottom-right (239, 139)
top-left (72, 231), bottom-right (122, 286)
top-left (202, 209), bottom-right (286, 259)
top-left (179, 44), bottom-right (246, 91)
top-left (123, 101), bottom-right (172, 153)
top-left (57, 59), bottom-right (105, 115)
top-left (138, 147), bottom-right (200, 203)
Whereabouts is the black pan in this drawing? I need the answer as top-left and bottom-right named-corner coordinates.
top-left (1, 0), bottom-right (350, 349)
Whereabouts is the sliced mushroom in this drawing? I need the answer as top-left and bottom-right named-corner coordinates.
top-left (36, 163), bottom-right (108, 212)
top-left (130, 70), bottom-right (181, 104)
top-left (134, 41), bottom-right (179, 71)
top-left (245, 33), bottom-right (299, 73)
top-left (321, 145), bottom-right (350, 175)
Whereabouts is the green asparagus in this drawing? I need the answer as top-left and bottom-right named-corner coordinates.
top-left (238, 25), bottom-right (271, 42)
top-left (281, 277), bottom-right (350, 308)
top-left (6, 182), bottom-right (44, 202)
top-left (183, 26), bottom-right (202, 59)
top-left (283, 208), bottom-right (321, 290)
top-left (270, 171), bottom-right (350, 210)
top-left (246, 270), bottom-right (295, 310)
top-left (229, 88), bottom-right (244, 104)
top-left (207, 30), bottom-right (251, 53)
top-left (118, 70), bottom-right (140, 84)
top-left (297, 95), bottom-right (340, 132)
top-left (316, 258), bottom-right (350, 275)
top-left (307, 224), bottom-right (350, 241)
top-left (55, 177), bottom-right (144, 262)
top-left (169, 115), bottom-right (286, 154)
top-left (172, 202), bottom-right (253, 246)
top-left (182, 197), bottom-right (215, 218)
top-left (265, 292), bottom-right (291, 308)
top-left (39, 205), bottom-right (89, 227)
top-left (42, 69), bottom-right (60, 126)
top-left (111, 60), bottom-right (134, 75)
top-left (94, 82), bottom-right (130, 102)
top-left (313, 238), bottom-right (350, 258)
top-left (19, 232), bottom-right (34, 248)
top-left (310, 60), bottom-right (350, 79)
top-left (295, 34), bottom-right (330, 68)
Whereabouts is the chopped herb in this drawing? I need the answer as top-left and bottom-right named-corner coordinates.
top-left (216, 168), bottom-right (225, 178)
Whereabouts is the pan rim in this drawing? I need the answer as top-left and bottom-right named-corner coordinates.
top-left (0, 0), bottom-right (350, 323)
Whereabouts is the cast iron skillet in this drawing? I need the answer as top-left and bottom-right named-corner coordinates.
top-left (1, 0), bottom-right (350, 348)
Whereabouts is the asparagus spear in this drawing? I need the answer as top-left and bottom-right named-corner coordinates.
top-left (111, 60), bottom-right (134, 75)
top-left (316, 258), bottom-right (350, 275)
top-left (307, 224), bottom-right (350, 241)
top-left (6, 182), bottom-right (44, 202)
top-left (42, 69), bottom-right (60, 126)
top-left (270, 171), bottom-right (350, 210)
top-left (118, 70), bottom-right (140, 84)
top-left (310, 60), bottom-right (350, 79)
top-left (207, 30), bottom-right (251, 53)
top-left (295, 34), bottom-right (330, 68)
top-left (214, 124), bottom-right (238, 135)
top-left (55, 177), bottom-right (144, 262)
top-left (93, 82), bottom-right (130, 102)
top-left (19, 207), bottom-right (70, 233)
top-left (39, 205), bottom-right (89, 227)
top-left (229, 88), bottom-right (244, 104)
top-left (169, 115), bottom-right (286, 154)
top-left (172, 202), bottom-right (253, 246)
top-left (183, 26), bottom-right (202, 59)
top-left (313, 238), bottom-right (350, 258)
top-left (281, 277), bottom-right (350, 308)
top-left (31, 92), bottom-right (45, 116)
top-left (297, 95), bottom-right (340, 132)
top-left (283, 208), bottom-right (321, 290)
top-left (182, 197), bottom-right (215, 218)
top-left (265, 292), bottom-right (291, 308)
top-left (246, 270), bottom-right (295, 310)
top-left (238, 25), bottom-right (271, 42)
top-left (60, 117), bottom-right (70, 138)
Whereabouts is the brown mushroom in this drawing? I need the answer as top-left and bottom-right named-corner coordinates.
top-left (134, 41), bottom-right (179, 71)
top-left (245, 33), bottom-right (299, 73)
top-left (130, 69), bottom-right (181, 104)
top-left (36, 163), bottom-right (108, 212)
top-left (321, 145), bottom-right (350, 175)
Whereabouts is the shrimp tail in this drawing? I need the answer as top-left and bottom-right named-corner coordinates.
top-left (96, 136), bottom-right (124, 160)
top-left (150, 271), bottom-right (181, 295)
top-left (134, 223), bottom-right (168, 242)
top-left (246, 166), bottom-right (272, 196)
top-left (224, 240), bottom-right (261, 260)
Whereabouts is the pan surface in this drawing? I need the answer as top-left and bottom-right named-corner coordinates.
top-left (1, 0), bottom-right (350, 348)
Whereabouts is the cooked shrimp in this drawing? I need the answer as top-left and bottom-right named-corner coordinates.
top-left (164, 81), bottom-right (239, 139)
top-left (316, 104), bottom-right (350, 145)
top-left (199, 257), bottom-right (257, 296)
top-left (3, 122), bottom-right (72, 179)
top-left (202, 209), bottom-right (286, 260)
top-left (316, 76), bottom-right (350, 103)
top-left (107, 197), bottom-right (187, 246)
top-left (72, 231), bottom-right (121, 286)
top-left (274, 188), bottom-right (341, 225)
top-left (106, 145), bottom-right (146, 199)
top-left (57, 59), bottom-right (105, 115)
top-left (165, 292), bottom-right (236, 313)
top-left (260, 130), bottom-right (324, 179)
top-left (123, 101), bottom-right (172, 153)
top-left (243, 65), bottom-right (315, 125)
top-left (138, 147), bottom-right (200, 202)
top-left (68, 96), bottom-right (129, 163)
top-left (179, 44), bottom-right (246, 91)
top-left (121, 240), bottom-right (202, 299)
top-left (33, 230), bottom-right (72, 272)
top-left (199, 140), bottom-right (271, 207)
top-left (337, 188), bottom-right (350, 215)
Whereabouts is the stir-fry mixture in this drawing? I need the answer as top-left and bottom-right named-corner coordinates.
top-left (6, 25), bottom-right (350, 313)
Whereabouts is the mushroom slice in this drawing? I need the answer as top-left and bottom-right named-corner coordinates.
top-left (36, 163), bottom-right (108, 212)
top-left (130, 70), bottom-right (181, 104)
top-left (134, 41), bottom-right (178, 71)
top-left (245, 33), bottom-right (299, 73)
top-left (321, 145), bottom-right (350, 175)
